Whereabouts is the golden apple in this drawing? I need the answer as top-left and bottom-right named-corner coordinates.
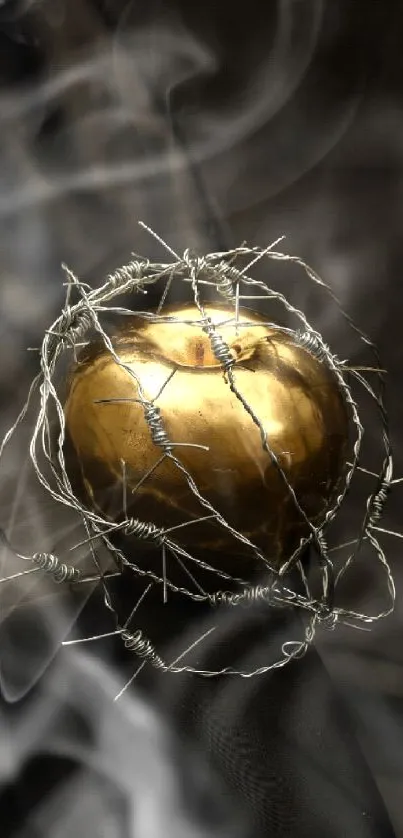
top-left (63, 304), bottom-right (349, 578)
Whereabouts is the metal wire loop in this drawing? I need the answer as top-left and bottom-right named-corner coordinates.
top-left (62, 308), bottom-right (93, 345)
top-left (214, 263), bottom-right (240, 300)
top-left (142, 402), bottom-right (173, 451)
top-left (369, 480), bottom-right (391, 526)
top-left (295, 330), bottom-right (333, 364)
top-left (316, 604), bottom-right (339, 630)
top-left (210, 585), bottom-right (272, 607)
top-left (124, 518), bottom-right (165, 544)
top-left (121, 629), bottom-right (166, 669)
top-left (202, 318), bottom-right (235, 372)
top-left (108, 258), bottom-right (147, 290)
top-left (32, 552), bottom-right (82, 584)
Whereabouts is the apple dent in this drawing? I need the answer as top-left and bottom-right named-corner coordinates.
top-left (63, 304), bottom-right (349, 574)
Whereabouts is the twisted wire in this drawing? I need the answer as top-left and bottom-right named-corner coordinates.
top-left (213, 261), bottom-right (242, 301)
top-left (142, 402), bottom-right (173, 452)
top-left (0, 228), bottom-right (396, 680)
top-left (123, 518), bottom-right (165, 543)
top-left (47, 307), bottom-right (94, 356)
top-left (31, 552), bottom-right (81, 584)
top-left (295, 330), bottom-right (335, 364)
top-left (107, 258), bottom-right (147, 291)
top-left (369, 479), bottom-right (391, 527)
top-left (366, 455), bottom-right (393, 529)
top-left (210, 585), bottom-right (272, 607)
top-left (209, 583), bottom-right (339, 630)
top-left (202, 318), bottom-right (235, 372)
top-left (121, 629), bottom-right (167, 670)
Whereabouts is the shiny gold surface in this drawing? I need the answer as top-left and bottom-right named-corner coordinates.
top-left (64, 304), bottom-right (349, 573)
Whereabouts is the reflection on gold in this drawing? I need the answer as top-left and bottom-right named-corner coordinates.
top-left (64, 304), bottom-right (349, 571)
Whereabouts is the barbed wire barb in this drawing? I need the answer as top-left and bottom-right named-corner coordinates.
top-left (0, 223), bottom-right (398, 681)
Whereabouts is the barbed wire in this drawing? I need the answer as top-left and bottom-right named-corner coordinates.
top-left (0, 222), bottom-right (398, 687)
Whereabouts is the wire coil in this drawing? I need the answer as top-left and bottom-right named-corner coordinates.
top-left (123, 518), bottom-right (165, 544)
top-left (142, 402), bottom-right (173, 452)
top-left (214, 262), bottom-right (240, 300)
top-left (203, 318), bottom-right (235, 372)
top-left (32, 552), bottom-right (81, 584)
top-left (121, 629), bottom-right (166, 670)
top-left (295, 330), bottom-right (333, 364)
top-left (0, 228), bottom-right (396, 681)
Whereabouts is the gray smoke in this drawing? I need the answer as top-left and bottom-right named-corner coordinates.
top-left (0, 648), bottom-right (244, 838)
top-left (0, 1), bottom-right (403, 835)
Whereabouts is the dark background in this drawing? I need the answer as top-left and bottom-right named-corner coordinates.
top-left (0, 1), bottom-right (403, 836)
